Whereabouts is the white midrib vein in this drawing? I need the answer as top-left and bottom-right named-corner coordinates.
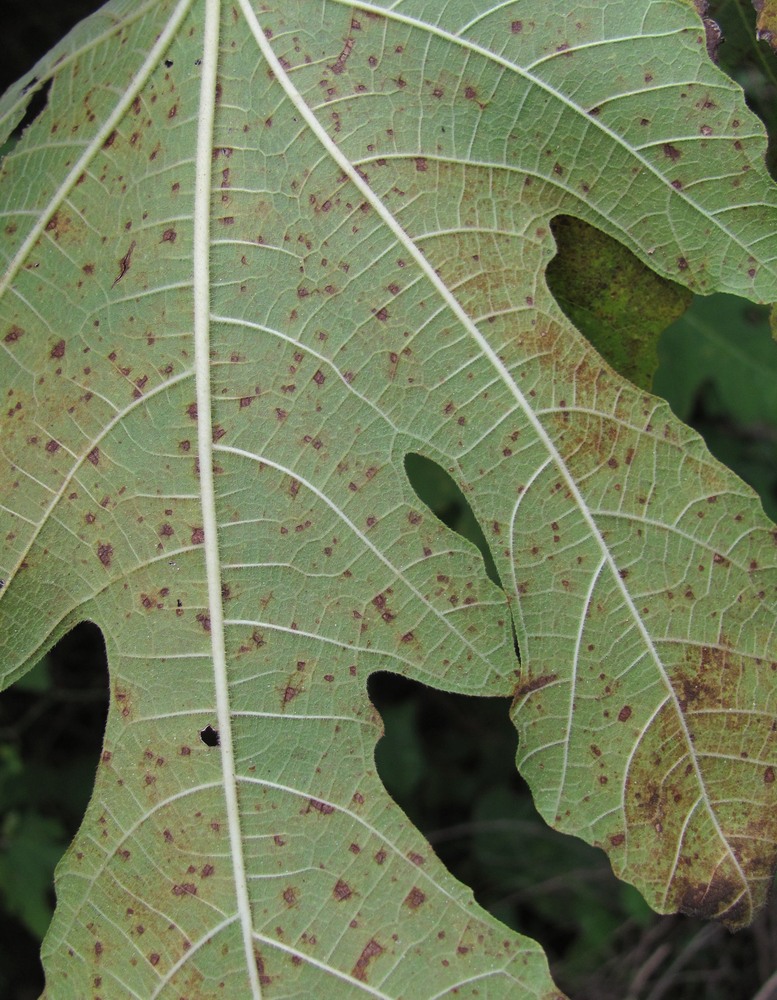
top-left (193, 2), bottom-right (261, 997)
top-left (236, 0), bottom-right (747, 901)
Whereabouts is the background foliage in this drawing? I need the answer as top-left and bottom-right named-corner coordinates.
top-left (1, 1), bottom-right (776, 998)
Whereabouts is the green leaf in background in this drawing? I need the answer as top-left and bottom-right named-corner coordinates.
top-left (655, 294), bottom-right (777, 520)
top-left (0, 809), bottom-right (68, 941)
top-left (711, 0), bottom-right (777, 175)
top-left (655, 294), bottom-right (777, 425)
top-left (1, 1), bottom-right (777, 997)
top-left (546, 216), bottom-right (693, 391)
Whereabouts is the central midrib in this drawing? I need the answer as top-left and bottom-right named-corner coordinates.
top-left (192, 1), bottom-right (263, 997)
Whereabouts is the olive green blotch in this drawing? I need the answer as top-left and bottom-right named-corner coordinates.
top-left (546, 215), bottom-right (693, 392)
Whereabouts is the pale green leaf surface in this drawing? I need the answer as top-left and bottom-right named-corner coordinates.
top-left (1, 1), bottom-right (777, 997)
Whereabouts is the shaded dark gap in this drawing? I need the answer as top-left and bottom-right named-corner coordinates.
top-left (0, 622), bottom-right (109, 998)
top-left (367, 670), bottom-right (654, 992)
top-left (0, 2), bottom-right (106, 97)
top-left (368, 672), bottom-right (772, 999)
top-left (684, 378), bottom-right (777, 522)
top-left (404, 452), bottom-right (501, 588)
top-left (654, 294), bottom-right (777, 523)
top-left (8, 77), bottom-right (52, 144)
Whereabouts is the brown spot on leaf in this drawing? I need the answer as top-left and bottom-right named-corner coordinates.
top-left (308, 798), bottom-right (335, 815)
top-left (676, 872), bottom-right (748, 926)
top-left (618, 705), bottom-right (632, 722)
top-left (333, 879), bottom-right (353, 901)
top-left (515, 673), bottom-right (558, 698)
top-left (112, 240), bottom-right (136, 287)
top-left (97, 543), bottom-right (113, 566)
top-left (404, 887), bottom-right (426, 908)
top-left (352, 939), bottom-right (383, 982)
top-left (171, 883), bottom-right (197, 896)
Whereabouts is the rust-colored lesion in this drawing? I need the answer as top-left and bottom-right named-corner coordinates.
top-left (621, 638), bottom-right (777, 929)
top-left (331, 36), bottom-right (355, 74)
top-left (513, 672), bottom-right (558, 700)
top-left (675, 870), bottom-right (750, 926)
top-left (112, 240), bottom-right (136, 287)
top-left (351, 938), bottom-right (383, 982)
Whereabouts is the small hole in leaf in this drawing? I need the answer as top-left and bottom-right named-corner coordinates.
top-left (404, 453), bottom-right (501, 587)
top-left (199, 724), bottom-right (220, 747)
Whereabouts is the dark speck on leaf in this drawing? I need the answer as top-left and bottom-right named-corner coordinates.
top-left (333, 879), bottom-right (352, 901)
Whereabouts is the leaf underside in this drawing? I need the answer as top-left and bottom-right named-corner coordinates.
top-left (1, 1), bottom-right (777, 997)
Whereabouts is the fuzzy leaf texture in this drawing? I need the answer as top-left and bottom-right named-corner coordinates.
top-left (1, 1), bottom-right (777, 997)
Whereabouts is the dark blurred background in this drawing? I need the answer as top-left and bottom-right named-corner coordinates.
top-left (1, 2), bottom-right (777, 998)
